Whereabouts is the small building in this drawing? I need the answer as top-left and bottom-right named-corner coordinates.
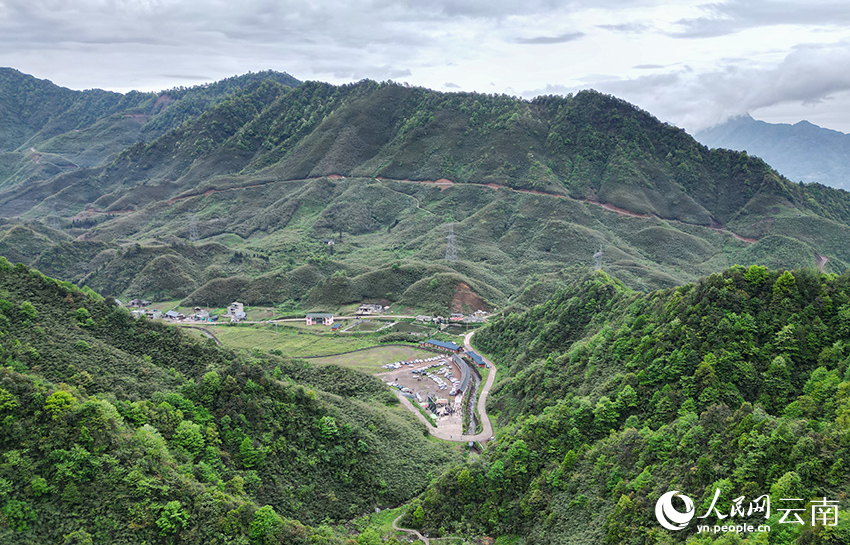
top-left (131, 309), bottom-right (146, 319)
top-left (227, 302), bottom-right (244, 316)
top-left (208, 315), bottom-right (219, 322)
top-left (415, 315), bottom-right (431, 322)
top-left (331, 322), bottom-right (342, 332)
top-left (164, 310), bottom-right (180, 320)
top-left (450, 313), bottom-right (464, 322)
top-left (466, 351), bottom-right (487, 368)
top-left (230, 311), bottom-right (247, 323)
top-left (420, 339), bottom-right (462, 353)
top-left (306, 313), bottom-right (334, 326)
top-left (145, 309), bottom-right (162, 320)
top-left (356, 303), bottom-right (385, 316)
top-left (129, 299), bottom-right (151, 308)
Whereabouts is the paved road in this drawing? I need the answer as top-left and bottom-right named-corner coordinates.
top-left (392, 514), bottom-right (429, 544)
top-left (392, 330), bottom-right (497, 443)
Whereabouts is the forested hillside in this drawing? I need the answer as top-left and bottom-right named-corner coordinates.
top-left (0, 259), bottom-right (455, 543)
top-left (2, 72), bottom-right (850, 311)
top-left (410, 267), bottom-right (850, 544)
top-left (3, 72), bottom-right (850, 311)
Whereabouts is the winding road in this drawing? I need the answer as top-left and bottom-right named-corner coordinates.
top-left (392, 514), bottom-right (429, 544)
top-left (391, 330), bottom-right (497, 442)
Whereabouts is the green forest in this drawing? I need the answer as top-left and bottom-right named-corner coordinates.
top-left (1, 68), bottom-right (850, 545)
top-left (0, 258), bottom-right (457, 543)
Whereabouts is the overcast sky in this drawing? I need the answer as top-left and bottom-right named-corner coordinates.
top-left (3, 0), bottom-right (850, 133)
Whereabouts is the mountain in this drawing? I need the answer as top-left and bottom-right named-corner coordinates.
top-left (0, 67), bottom-right (300, 189)
top-left (2, 71), bottom-right (850, 313)
top-left (0, 259), bottom-right (455, 543)
top-left (409, 266), bottom-right (850, 543)
top-left (695, 114), bottom-right (850, 190)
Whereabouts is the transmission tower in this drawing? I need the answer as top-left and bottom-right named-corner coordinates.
top-left (189, 213), bottom-right (199, 243)
top-left (445, 223), bottom-right (458, 262)
top-left (593, 245), bottom-right (604, 271)
top-left (47, 202), bottom-right (60, 230)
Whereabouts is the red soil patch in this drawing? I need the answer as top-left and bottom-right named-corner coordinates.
top-left (451, 282), bottom-right (488, 313)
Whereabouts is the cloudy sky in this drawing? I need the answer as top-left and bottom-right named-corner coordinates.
top-left (3, 0), bottom-right (850, 133)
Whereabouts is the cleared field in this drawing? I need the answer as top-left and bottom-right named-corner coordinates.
top-left (345, 319), bottom-right (388, 332)
top-left (392, 321), bottom-right (434, 334)
top-left (209, 324), bottom-right (383, 356)
top-left (309, 345), bottom-right (438, 375)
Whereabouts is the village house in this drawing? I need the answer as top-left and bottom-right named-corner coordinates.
top-left (420, 338), bottom-right (462, 353)
top-left (306, 313), bottom-right (334, 326)
top-left (226, 302), bottom-right (244, 316)
top-left (466, 350), bottom-right (487, 368)
top-left (356, 303), bottom-right (385, 316)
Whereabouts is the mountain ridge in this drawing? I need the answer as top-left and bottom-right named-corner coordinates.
top-left (695, 114), bottom-right (850, 190)
top-left (1, 70), bottom-right (850, 312)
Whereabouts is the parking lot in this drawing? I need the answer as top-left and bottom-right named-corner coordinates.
top-left (378, 354), bottom-right (465, 436)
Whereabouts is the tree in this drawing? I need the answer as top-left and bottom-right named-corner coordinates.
top-left (156, 501), bottom-right (189, 536)
top-left (62, 529), bottom-right (93, 545)
top-left (594, 396), bottom-right (619, 432)
top-left (45, 390), bottom-right (75, 420)
top-left (457, 468), bottom-right (473, 489)
top-left (18, 301), bottom-right (37, 321)
top-left (357, 528), bottom-right (381, 545)
top-left (174, 420), bottom-right (205, 457)
top-left (250, 505), bottom-right (284, 545)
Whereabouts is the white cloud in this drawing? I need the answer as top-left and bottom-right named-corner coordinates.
top-left (2, 0), bottom-right (850, 133)
top-left (550, 42), bottom-right (850, 132)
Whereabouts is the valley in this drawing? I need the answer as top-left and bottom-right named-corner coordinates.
top-left (0, 68), bottom-right (848, 545)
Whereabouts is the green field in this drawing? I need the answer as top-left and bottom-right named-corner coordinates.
top-left (309, 345), bottom-right (438, 375)
top-left (208, 323), bottom-right (385, 356)
top-left (393, 321), bottom-right (435, 334)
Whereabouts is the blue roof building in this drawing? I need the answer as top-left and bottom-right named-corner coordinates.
top-left (420, 338), bottom-right (462, 352)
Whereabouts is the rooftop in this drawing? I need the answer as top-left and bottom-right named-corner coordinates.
top-left (467, 351), bottom-right (486, 366)
top-left (425, 339), bottom-right (460, 351)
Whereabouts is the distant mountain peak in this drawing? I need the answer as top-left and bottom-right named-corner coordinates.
top-left (695, 116), bottom-right (850, 189)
